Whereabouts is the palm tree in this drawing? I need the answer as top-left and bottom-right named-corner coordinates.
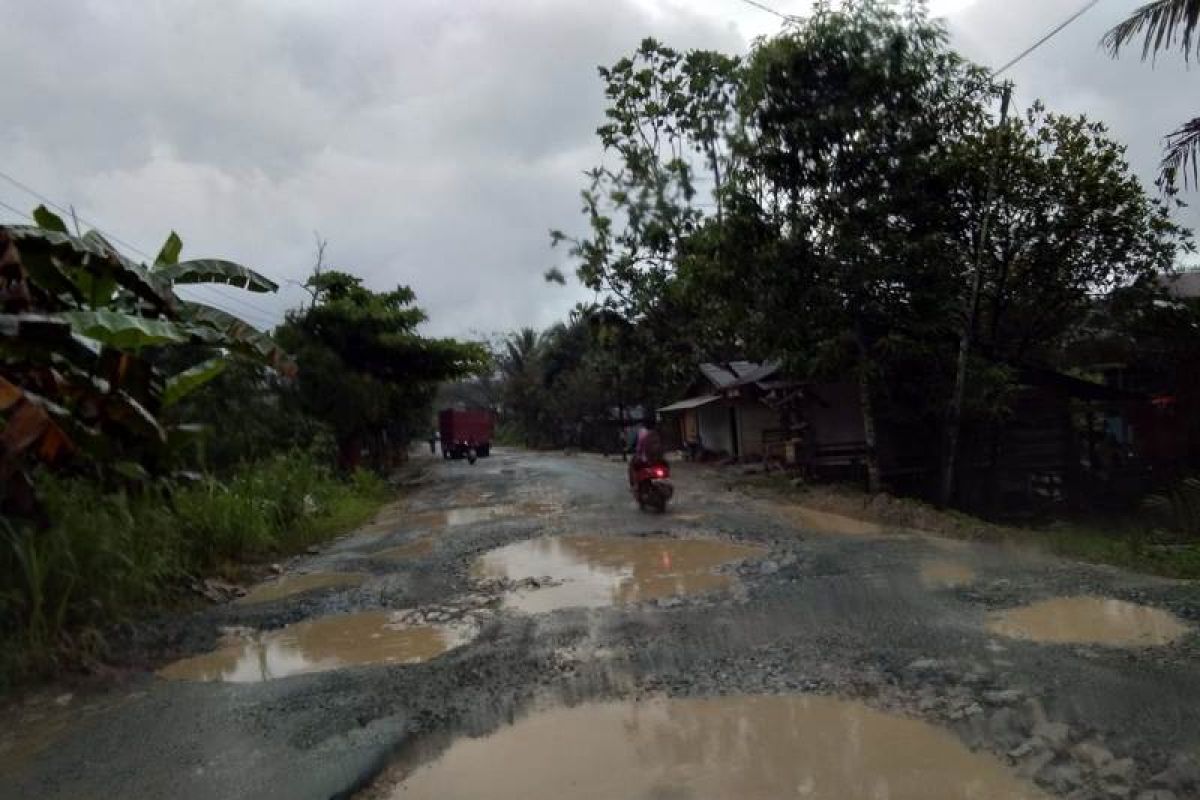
top-left (1104, 0), bottom-right (1200, 187)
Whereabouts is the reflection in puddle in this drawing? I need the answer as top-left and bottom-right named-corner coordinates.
top-left (373, 539), bottom-right (434, 560)
top-left (472, 535), bottom-right (765, 613)
top-left (236, 572), bottom-right (367, 605)
top-left (379, 695), bottom-right (1045, 799)
top-left (919, 559), bottom-right (975, 589)
top-left (159, 611), bottom-right (472, 683)
top-left (782, 506), bottom-right (884, 536)
top-left (445, 505), bottom-right (516, 526)
top-left (988, 596), bottom-right (1190, 647)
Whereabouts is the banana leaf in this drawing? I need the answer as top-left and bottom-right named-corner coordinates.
top-left (181, 301), bottom-right (294, 373)
top-left (60, 309), bottom-right (190, 349)
top-left (154, 231), bottom-right (182, 267)
top-left (158, 259), bottom-right (278, 293)
top-left (163, 357), bottom-right (227, 407)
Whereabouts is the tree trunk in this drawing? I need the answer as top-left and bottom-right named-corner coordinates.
top-left (854, 327), bottom-right (881, 494)
top-left (941, 82), bottom-right (1012, 508)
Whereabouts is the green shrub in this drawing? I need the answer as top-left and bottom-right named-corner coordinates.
top-left (0, 451), bottom-right (392, 683)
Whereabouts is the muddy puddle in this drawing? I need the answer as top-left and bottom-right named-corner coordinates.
top-left (987, 596), bottom-right (1191, 647)
top-left (159, 611), bottom-right (473, 683)
top-left (472, 535), bottom-right (765, 613)
top-left (919, 559), bottom-right (975, 588)
top-left (781, 505), bottom-right (885, 536)
top-left (236, 572), bottom-right (368, 605)
top-left (374, 694), bottom-right (1045, 799)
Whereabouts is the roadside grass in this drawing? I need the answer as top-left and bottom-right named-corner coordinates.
top-left (738, 473), bottom-right (1200, 580)
top-left (0, 452), bottom-right (391, 688)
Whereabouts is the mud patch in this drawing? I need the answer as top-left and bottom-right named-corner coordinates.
top-left (158, 611), bottom-right (474, 683)
top-left (781, 505), bottom-right (885, 536)
top-left (472, 535), bottom-right (765, 613)
top-left (987, 596), bottom-right (1191, 647)
top-left (0, 692), bottom-right (129, 775)
top-left (372, 539), bottom-right (434, 560)
top-left (919, 559), bottom-right (975, 589)
top-left (236, 572), bottom-right (368, 605)
top-left (372, 694), bottom-right (1045, 799)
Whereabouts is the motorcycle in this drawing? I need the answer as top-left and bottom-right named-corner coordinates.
top-left (631, 461), bottom-right (673, 513)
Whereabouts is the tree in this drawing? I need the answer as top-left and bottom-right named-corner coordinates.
top-left (1104, 0), bottom-right (1200, 187)
top-left (935, 103), bottom-right (1190, 503)
top-left (735, 1), bottom-right (995, 490)
top-left (275, 270), bottom-right (485, 470)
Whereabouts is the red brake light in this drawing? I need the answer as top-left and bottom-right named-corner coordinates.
top-left (653, 466), bottom-right (666, 478)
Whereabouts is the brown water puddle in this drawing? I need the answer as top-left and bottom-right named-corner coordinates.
top-left (987, 596), bottom-right (1191, 647)
top-left (781, 505), bottom-right (884, 536)
top-left (375, 694), bottom-right (1046, 799)
top-left (158, 611), bottom-right (473, 683)
top-left (472, 535), bottom-right (765, 613)
top-left (919, 559), bottom-right (976, 589)
top-left (236, 572), bottom-right (368, 605)
top-left (373, 539), bottom-right (434, 560)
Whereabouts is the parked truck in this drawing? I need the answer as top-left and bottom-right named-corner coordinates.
top-left (438, 408), bottom-right (494, 461)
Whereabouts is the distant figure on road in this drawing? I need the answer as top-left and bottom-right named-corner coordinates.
top-left (628, 416), bottom-right (665, 487)
top-left (429, 430), bottom-right (438, 455)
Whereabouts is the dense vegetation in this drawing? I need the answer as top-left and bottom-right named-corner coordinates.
top-left (0, 214), bottom-right (481, 680)
top-left (500, 1), bottom-right (1198, 513)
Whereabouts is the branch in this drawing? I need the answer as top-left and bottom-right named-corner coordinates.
top-left (1102, 0), bottom-right (1200, 61)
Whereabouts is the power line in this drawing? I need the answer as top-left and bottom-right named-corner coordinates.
top-left (0, 188), bottom-right (281, 330)
top-left (0, 168), bottom-right (286, 328)
top-left (0, 197), bottom-right (34, 223)
top-left (0, 167), bottom-right (285, 285)
top-left (992, 0), bottom-right (1103, 76)
top-left (735, 0), bottom-right (799, 23)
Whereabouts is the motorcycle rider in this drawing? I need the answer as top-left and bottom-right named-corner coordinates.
top-left (628, 415), bottom-right (665, 487)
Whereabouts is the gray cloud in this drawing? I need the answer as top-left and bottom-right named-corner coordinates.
top-left (0, 0), bottom-right (1194, 339)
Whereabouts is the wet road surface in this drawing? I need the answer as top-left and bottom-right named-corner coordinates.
top-left (3, 449), bottom-right (1199, 799)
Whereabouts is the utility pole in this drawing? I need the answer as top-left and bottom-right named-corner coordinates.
top-left (941, 81), bottom-right (1012, 508)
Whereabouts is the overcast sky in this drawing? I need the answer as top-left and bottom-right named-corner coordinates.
top-left (0, 0), bottom-right (1192, 337)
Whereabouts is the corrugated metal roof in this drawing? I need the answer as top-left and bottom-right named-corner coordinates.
top-left (699, 363), bottom-right (739, 388)
top-left (659, 395), bottom-right (722, 413)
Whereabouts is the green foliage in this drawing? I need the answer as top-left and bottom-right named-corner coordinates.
top-left (1104, 0), bottom-right (1200, 187)
top-left (0, 452), bottom-right (389, 680)
top-left (0, 217), bottom-right (287, 518)
top-left (275, 270), bottom-right (486, 469)
top-left (545, 1), bottom-right (1191, 503)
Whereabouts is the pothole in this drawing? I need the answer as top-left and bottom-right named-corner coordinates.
top-left (158, 611), bottom-right (475, 683)
top-left (987, 596), bottom-right (1191, 647)
top-left (235, 572), bottom-right (368, 605)
top-left (919, 559), bottom-right (975, 589)
top-left (471, 535), bottom-right (766, 613)
top-left (367, 694), bottom-right (1046, 799)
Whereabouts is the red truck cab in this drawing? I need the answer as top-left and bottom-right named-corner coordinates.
top-left (438, 408), bottom-right (494, 459)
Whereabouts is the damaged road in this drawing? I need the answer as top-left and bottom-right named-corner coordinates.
top-left (3, 450), bottom-right (1199, 799)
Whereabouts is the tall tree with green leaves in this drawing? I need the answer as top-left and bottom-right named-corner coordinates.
top-left (737, 0), bottom-right (994, 490)
top-left (275, 271), bottom-right (485, 470)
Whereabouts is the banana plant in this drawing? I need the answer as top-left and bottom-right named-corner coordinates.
top-left (0, 207), bottom-right (292, 517)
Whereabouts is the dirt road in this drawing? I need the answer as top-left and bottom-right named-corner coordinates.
top-left (4, 450), bottom-right (1199, 799)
